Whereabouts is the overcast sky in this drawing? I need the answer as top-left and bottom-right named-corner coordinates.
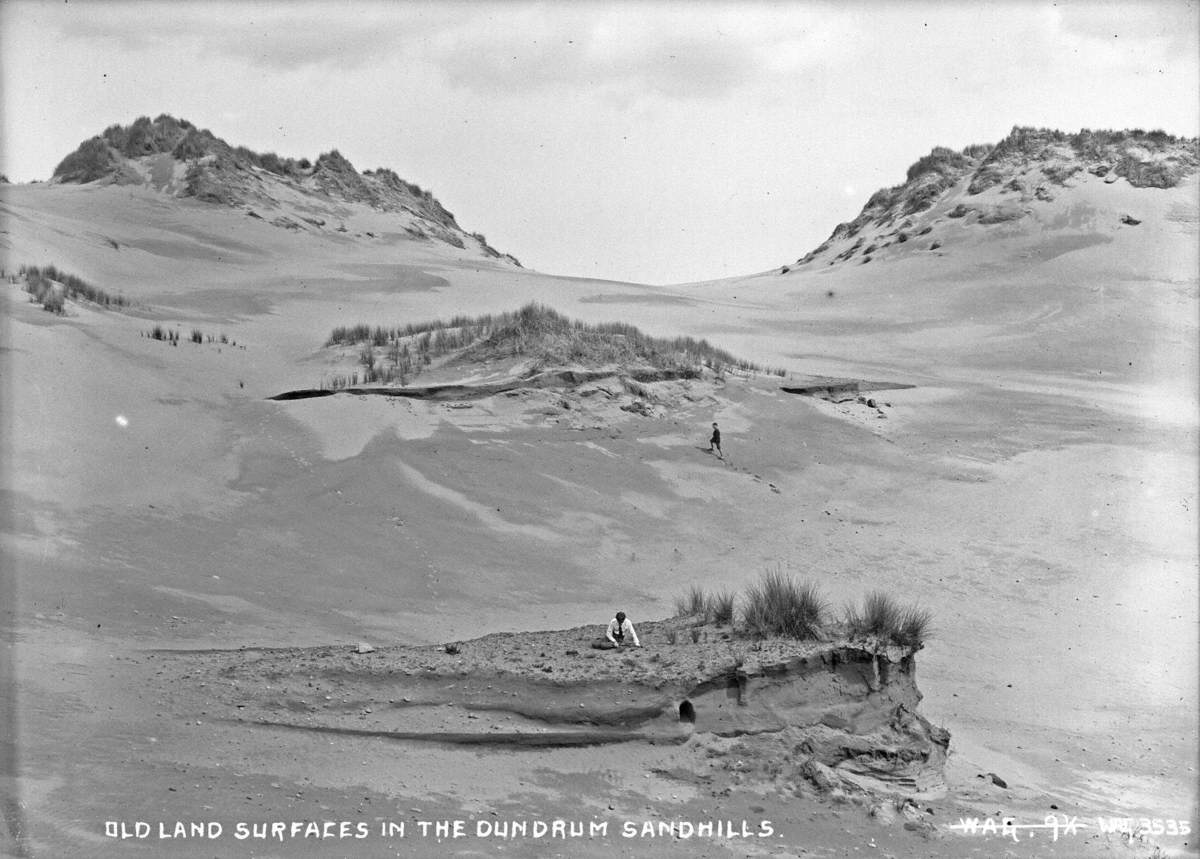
top-left (2, 1), bottom-right (1197, 284)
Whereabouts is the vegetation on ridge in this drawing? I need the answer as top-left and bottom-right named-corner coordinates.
top-left (675, 585), bottom-right (709, 617)
top-left (794, 125), bottom-right (1199, 266)
top-left (50, 114), bottom-right (517, 263)
top-left (56, 114), bottom-right (335, 185)
top-left (843, 591), bottom-right (933, 647)
top-left (675, 574), bottom-right (932, 647)
top-left (323, 302), bottom-right (783, 388)
top-left (14, 264), bottom-right (128, 313)
top-left (742, 570), bottom-right (828, 640)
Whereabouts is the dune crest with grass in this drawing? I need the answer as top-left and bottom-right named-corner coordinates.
top-left (785, 126), bottom-right (1198, 271)
top-left (50, 113), bottom-right (518, 263)
top-left (295, 302), bottom-right (785, 393)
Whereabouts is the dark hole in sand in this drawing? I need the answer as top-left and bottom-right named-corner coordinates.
top-left (678, 700), bottom-right (696, 724)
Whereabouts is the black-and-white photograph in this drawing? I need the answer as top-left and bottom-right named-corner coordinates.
top-left (1, 1), bottom-right (1196, 856)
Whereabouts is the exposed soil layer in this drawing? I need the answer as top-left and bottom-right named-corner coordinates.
top-left (164, 618), bottom-right (949, 796)
top-left (269, 368), bottom-right (699, 402)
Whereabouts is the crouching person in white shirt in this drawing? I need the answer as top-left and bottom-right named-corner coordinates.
top-left (592, 611), bottom-right (641, 650)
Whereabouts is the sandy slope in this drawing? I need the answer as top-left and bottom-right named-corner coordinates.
top-left (1, 169), bottom-right (1197, 857)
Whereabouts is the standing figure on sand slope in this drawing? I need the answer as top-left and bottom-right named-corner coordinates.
top-left (592, 611), bottom-right (641, 649)
top-left (709, 422), bottom-right (722, 458)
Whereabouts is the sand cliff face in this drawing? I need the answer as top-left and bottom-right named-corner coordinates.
top-left (168, 620), bottom-right (949, 798)
top-left (663, 644), bottom-right (948, 794)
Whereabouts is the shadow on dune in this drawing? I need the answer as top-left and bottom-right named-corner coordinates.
top-left (241, 719), bottom-right (685, 748)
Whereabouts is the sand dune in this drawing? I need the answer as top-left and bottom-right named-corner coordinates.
top-left (2, 130), bottom-right (1197, 857)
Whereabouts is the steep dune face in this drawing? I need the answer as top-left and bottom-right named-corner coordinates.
top-left (48, 113), bottom-right (518, 264)
top-left (789, 127), bottom-right (1198, 272)
top-left (701, 130), bottom-right (1199, 406)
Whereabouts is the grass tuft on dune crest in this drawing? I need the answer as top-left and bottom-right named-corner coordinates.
top-left (323, 303), bottom-right (785, 388)
top-left (674, 578), bottom-right (932, 645)
top-left (741, 569), bottom-right (827, 640)
top-left (844, 591), bottom-right (933, 647)
top-left (675, 584), bottom-right (708, 618)
top-left (706, 589), bottom-right (736, 625)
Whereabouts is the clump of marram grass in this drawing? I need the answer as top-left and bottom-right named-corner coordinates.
top-left (894, 605), bottom-right (933, 647)
top-left (844, 590), bottom-right (932, 647)
top-left (741, 569), bottom-right (827, 640)
top-left (844, 590), bottom-right (902, 639)
top-left (674, 584), bottom-right (708, 618)
top-left (673, 584), bottom-right (735, 627)
top-left (670, 575), bottom-right (929, 645)
top-left (705, 589), bottom-right (736, 625)
top-left (146, 326), bottom-right (239, 348)
top-left (19, 264), bottom-right (128, 312)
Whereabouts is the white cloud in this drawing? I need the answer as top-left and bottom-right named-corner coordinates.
top-left (1053, 0), bottom-right (1198, 54)
top-left (424, 8), bottom-right (764, 99)
top-left (48, 2), bottom-right (442, 71)
top-left (37, 2), bottom-right (842, 101)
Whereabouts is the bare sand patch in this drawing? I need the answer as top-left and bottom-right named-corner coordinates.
top-left (394, 459), bottom-right (566, 543)
top-left (282, 395), bottom-right (441, 460)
